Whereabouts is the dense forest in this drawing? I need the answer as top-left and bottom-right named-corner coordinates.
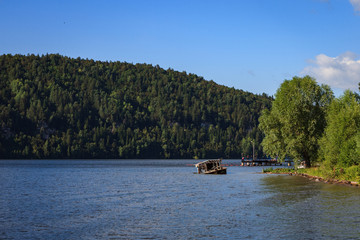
top-left (0, 54), bottom-right (272, 159)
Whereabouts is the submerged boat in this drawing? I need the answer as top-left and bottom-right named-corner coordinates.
top-left (195, 159), bottom-right (227, 174)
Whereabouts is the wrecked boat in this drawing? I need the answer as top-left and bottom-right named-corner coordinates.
top-left (195, 159), bottom-right (227, 174)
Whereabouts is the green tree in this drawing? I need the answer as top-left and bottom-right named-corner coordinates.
top-left (259, 76), bottom-right (333, 167)
top-left (319, 90), bottom-right (360, 168)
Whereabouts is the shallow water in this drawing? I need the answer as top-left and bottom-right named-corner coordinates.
top-left (0, 160), bottom-right (359, 239)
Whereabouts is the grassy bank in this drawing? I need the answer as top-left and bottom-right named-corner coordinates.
top-left (262, 167), bottom-right (296, 174)
top-left (263, 165), bottom-right (360, 186)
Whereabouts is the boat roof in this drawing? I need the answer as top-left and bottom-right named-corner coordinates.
top-left (195, 159), bottom-right (222, 167)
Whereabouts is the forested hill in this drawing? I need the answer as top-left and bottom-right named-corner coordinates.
top-left (0, 54), bottom-right (272, 159)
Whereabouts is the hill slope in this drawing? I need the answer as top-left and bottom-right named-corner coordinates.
top-left (0, 54), bottom-right (272, 159)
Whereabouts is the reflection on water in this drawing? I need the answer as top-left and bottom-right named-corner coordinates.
top-left (260, 175), bottom-right (321, 207)
top-left (261, 175), bottom-right (360, 239)
top-left (0, 160), bottom-right (359, 239)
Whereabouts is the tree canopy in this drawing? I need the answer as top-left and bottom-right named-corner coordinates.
top-left (0, 54), bottom-right (272, 159)
top-left (319, 90), bottom-right (360, 168)
top-left (259, 76), bottom-right (333, 167)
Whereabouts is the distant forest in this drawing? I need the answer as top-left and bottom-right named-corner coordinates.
top-left (0, 54), bottom-right (272, 159)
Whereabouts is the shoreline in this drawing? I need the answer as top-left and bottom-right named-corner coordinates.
top-left (264, 170), bottom-right (359, 187)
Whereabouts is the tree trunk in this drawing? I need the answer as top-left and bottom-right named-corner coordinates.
top-left (304, 152), bottom-right (311, 168)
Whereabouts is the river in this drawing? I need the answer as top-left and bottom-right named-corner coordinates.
top-left (0, 160), bottom-right (359, 239)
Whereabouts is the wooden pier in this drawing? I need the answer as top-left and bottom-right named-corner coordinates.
top-left (236, 159), bottom-right (292, 167)
top-left (188, 159), bottom-right (293, 168)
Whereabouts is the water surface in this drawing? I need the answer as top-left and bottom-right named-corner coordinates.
top-left (0, 160), bottom-right (359, 239)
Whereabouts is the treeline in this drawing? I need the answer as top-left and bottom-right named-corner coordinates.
top-left (0, 54), bottom-right (272, 159)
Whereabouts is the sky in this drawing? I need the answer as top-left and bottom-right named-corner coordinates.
top-left (1, 0), bottom-right (360, 96)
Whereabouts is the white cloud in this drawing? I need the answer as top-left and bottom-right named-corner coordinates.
top-left (350, 0), bottom-right (360, 12)
top-left (302, 52), bottom-right (360, 90)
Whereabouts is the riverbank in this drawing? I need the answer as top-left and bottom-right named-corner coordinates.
top-left (263, 167), bottom-right (359, 187)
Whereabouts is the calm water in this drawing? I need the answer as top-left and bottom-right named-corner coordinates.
top-left (0, 160), bottom-right (359, 240)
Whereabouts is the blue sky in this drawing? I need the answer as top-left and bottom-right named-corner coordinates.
top-left (1, 0), bottom-right (360, 96)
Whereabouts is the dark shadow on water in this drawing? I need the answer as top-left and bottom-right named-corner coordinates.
top-left (260, 174), bottom-right (322, 206)
top-left (259, 174), bottom-right (360, 239)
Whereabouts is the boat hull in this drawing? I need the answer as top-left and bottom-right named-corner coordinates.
top-left (203, 167), bottom-right (227, 174)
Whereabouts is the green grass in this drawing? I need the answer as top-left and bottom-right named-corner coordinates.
top-left (262, 167), bottom-right (273, 173)
top-left (301, 165), bottom-right (360, 182)
top-left (263, 164), bottom-right (360, 183)
top-left (262, 167), bottom-right (296, 174)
